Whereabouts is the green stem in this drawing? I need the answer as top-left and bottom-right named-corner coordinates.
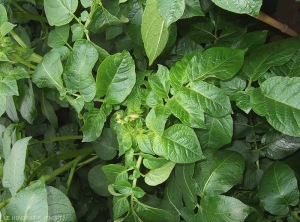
top-left (247, 80), bottom-right (252, 89)
top-left (131, 155), bottom-right (143, 208)
top-left (29, 52), bottom-right (43, 64)
top-left (26, 146), bottom-right (94, 185)
top-left (12, 2), bottom-right (26, 13)
top-left (10, 35), bottom-right (43, 64)
top-left (13, 12), bottom-right (48, 23)
top-left (66, 164), bottom-right (76, 194)
top-left (132, 156), bottom-right (143, 189)
top-left (28, 135), bottom-right (83, 147)
top-left (76, 155), bottom-right (99, 168)
top-left (0, 197), bottom-right (12, 211)
top-left (43, 155), bottom-right (85, 182)
top-left (10, 30), bottom-right (28, 48)
top-left (14, 56), bottom-right (36, 69)
top-left (66, 155), bottom-right (99, 193)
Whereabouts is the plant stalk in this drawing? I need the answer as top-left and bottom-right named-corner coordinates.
top-left (257, 11), bottom-right (299, 36)
top-left (28, 135), bottom-right (83, 147)
top-left (0, 197), bottom-right (12, 211)
top-left (13, 12), bottom-right (48, 23)
top-left (43, 155), bottom-right (84, 182)
top-left (26, 146), bottom-right (94, 185)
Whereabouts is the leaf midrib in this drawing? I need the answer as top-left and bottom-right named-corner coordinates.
top-left (201, 154), bottom-right (233, 196)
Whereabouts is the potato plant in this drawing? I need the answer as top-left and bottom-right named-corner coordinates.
top-left (0, 0), bottom-right (300, 221)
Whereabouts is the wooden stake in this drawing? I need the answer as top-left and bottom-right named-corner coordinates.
top-left (257, 11), bottom-right (299, 37)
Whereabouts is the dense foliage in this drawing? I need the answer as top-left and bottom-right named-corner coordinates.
top-left (1, 0), bottom-right (300, 221)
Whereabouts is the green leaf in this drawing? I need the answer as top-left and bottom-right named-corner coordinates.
top-left (65, 95), bottom-right (84, 116)
top-left (194, 80), bottom-right (233, 116)
top-left (19, 81), bottom-right (37, 124)
top-left (114, 180), bottom-right (132, 196)
top-left (3, 137), bottom-right (31, 196)
top-left (0, 76), bottom-right (18, 96)
top-left (96, 51), bottom-right (135, 104)
top-left (116, 124), bottom-right (132, 156)
top-left (241, 164), bottom-right (263, 190)
top-left (32, 51), bottom-right (64, 91)
top-left (44, 0), bottom-right (78, 26)
top-left (136, 134), bottom-right (155, 155)
top-left (106, 25), bottom-right (123, 40)
top-left (6, 96), bottom-right (19, 122)
top-left (225, 140), bottom-right (259, 164)
top-left (87, 5), bottom-right (123, 33)
top-left (196, 195), bottom-right (252, 221)
top-left (146, 90), bottom-right (163, 108)
top-left (232, 87), bottom-right (254, 114)
top-left (157, 0), bottom-right (185, 27)
top-left (63, 41), bottom-right (98, 102)
top-left (47, 186), bottom-right (77, 221)
top-left (170, 53), bottom-right (196, 90)
top-left (232, 30), bottom-right (268, 50)
top-left (196, 114), bottom-right (233, 150)
top-left (172, 38), bottom-right (203, 56)
top-left (6, 179), bottom-right (48, 221)
top-left (48, 24), bottom-right (70, 48)
top-left (186, 47), bottom-right (246, 81)
top-left (9, 67), bottom-right (29, 80)
top-left (102, 164), bottom-right (128, 183)
top-left (194, 150), bottom-right (245, 197)
top-left (133, 187), bottom-right (146, 199)
top-left (258, 162), bottom-right (299, 215)
top-left (220, 76), bottom-right (247, 96)
top-left (113, 196), bottom-right (130, 219)
top-left (80, 0), bottom-right (92, 8)
top-left (251, 76), bottom-right (300, 137)
top-left (217, 26), bottom-right (247, 45)
top-left (211, 0), bottom-right (262, 16)
top-left (262, 130), bottom-right (300, 160)
top-left (162, 174), bottom-right (183, 221)
top-left (40, 91), bottom-right (58, 128)
top-left (145, 161), bottom-right (175, 186)
top-left (181, 0), bottom-right (204, 18)
top-left (1, 22), bottom-right (16, 36)
top-left (88, 164), bottom-right (111, 196)
top-left (142, 154), bottom-right (168, 170)
top-left (3, 124), bottom-right (16, 159)
top-left (271, 49), bottom-right (300, 77)
top-left (149, 65), bottom-right (170, 99)
top-left (153, 124), bottom-right (205, 163)
top-left (71, 23), bottom-right (84, 42)
top-left (135, 201), bottom-right (175, 222)
top-left (81, 108), bottom-right (106, 142)
top-left (141, 0), bottom-right (169, 65)
top-left (51, 46), bottom-right (70, 58)
top-left (241, 38), bottom-right (300, 81)
top-left (0, 95), bottom-right (6, 116)
top-left (145, 107), bottom-right (168, 136)
top-left (174, 164), bottom-right (197, 209)
top-left (0, 4), bottom-right (7, 26)
top-left (169, 81), bottom-right (231, 126)
top-left (92, 128), bottom-right (118, 160)
top-left (167, 90), bottom-right (205, 128)
top-left (179, 18), bottom-right (214, 44)
top-left (0, 52), bottom-right (10, 62)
